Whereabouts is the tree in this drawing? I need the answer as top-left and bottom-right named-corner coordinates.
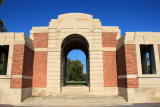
top-left (0, 0), bottom-right (4, 7)
top-left (66, 58), bottom-right (85, 81)
top-left (0, 0), bottom-right (8, 32)
top-left (0, 19), bottom-right (8, 32)
top-left (66, 58), bottom-right (72, 81)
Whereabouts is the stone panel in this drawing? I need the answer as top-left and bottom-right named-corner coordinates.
top-left (139, 78), bottom-right (160, 88)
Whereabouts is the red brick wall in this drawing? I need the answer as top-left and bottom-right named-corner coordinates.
top-left (102, 33), bottom-right (118, 47)
top-left (102, 32), bottom-right (118, 87)
top-left (11, 79), bottom-right (32, 88)
top-left (116, 45), bottom-right (126, 76)
top-left (116, 45), bottom-right (127, 88)
top-left (22, 79), bottom-right (32, 88)
top-left (11, 45), bottom-right (34, 88)
top-left (116, 45), bottom-right (137, 75)
top-left (12, 45), bottom-right (24, 75)
top-left (10, 78), bottom-right (22, 88)
top-left (33, 33), bottom-right (48, 48)
top-left (125, 45), bottom-right (137, 75)
top-left (23, 46), bottom-right (34, 76)
top-left (118, 78), bottom-right (138, 88)
top-left (22, 46), bottom-right (34, 88)
top-left (103, 51), bottom-right (117, 87)
top-left (117, 78), bottom-right (127, 88)
top-left (32, 52), bottom-right (47, 87)
top-left (117, 45), bottom-right (138, 88)
top-left (127, 78), bottom-right (138, 88)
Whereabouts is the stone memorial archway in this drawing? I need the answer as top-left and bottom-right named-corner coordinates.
top-left (61, 34), bottom-right (90, 87)
top-left (0, 13), bottom-right (160, 103)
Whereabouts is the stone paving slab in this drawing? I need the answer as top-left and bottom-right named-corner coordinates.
top-left (1, 95), bottom-right (160, 107)
top-left (1, 103), bottom-right (160, 107)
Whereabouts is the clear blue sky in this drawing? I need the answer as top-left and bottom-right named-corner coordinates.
top-left (1, 0), bottom-right (160, 73)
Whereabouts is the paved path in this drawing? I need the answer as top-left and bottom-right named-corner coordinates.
top-left (1, 103), bottom-right (160, 107)
top-left (17, 95), bottom-right (130, 106)
top-left (1, 86), bottom-right (160, 107)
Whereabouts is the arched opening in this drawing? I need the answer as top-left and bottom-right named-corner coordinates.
top-left (61, 34), bottom-right (90, 87)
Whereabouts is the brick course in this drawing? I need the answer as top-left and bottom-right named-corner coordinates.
top-left (102, 33), bottom-right (118, 47)
top-left (32, 52), bottom-right (47, 87)
top-left (33, 33), bottom-right (48, 48)
top-left (103, 51), bottom-right (117, 87)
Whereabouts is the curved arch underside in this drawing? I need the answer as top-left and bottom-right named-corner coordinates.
top-left (61, 34), bottom-right (89, 56)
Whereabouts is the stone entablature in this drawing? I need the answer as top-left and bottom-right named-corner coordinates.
top-left (0, 13), bottom-right (160, 104)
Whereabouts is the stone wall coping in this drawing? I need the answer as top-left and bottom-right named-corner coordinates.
top-left (0, 32), bottom-right (34, 50)
top-left (58, 13), bottom-right (93, 19)
top-left (117, 32), bottom-right (160, 50)
top-left (102, 26), bottom-right (120, 33)
top-left (30, 27), bottom-right (49, 33)
top-left (48, 13), bottom-right (102, 29)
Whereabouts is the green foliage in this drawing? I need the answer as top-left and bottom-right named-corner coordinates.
top-left (66, 58), bottom-right (86, 81)
top-left (67, 81), bottom-right (86, 85)
top-left (147, 65), bottom-right (152, 74)
top-left (0, 0), bottom-right (8, 32)
top-left (0, 19), bottom-right (8, 32)
top-left (0, 0), bottom-right (4, 7)
top-left (0, 53), bottom-right (5, 75)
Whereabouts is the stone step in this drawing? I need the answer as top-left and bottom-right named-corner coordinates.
top-left (20, 95), bottom-right (130, 106)
top-left (62, 86), bottom-right (89, 92)
top-left (56, 94), bottom-right (93, 98)
top-left (61, 91), bottom-right (89, 93)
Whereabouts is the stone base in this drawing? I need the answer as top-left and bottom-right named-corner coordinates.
top-left (118, 87), bottom-right (160, 103)
top-left (104, 87), bottom-right (118, 96)
top-left (0, 78), bottom-right (31, 104)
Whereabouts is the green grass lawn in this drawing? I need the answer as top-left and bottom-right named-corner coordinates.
top-left (67, 81), bottom-right (86, 85)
